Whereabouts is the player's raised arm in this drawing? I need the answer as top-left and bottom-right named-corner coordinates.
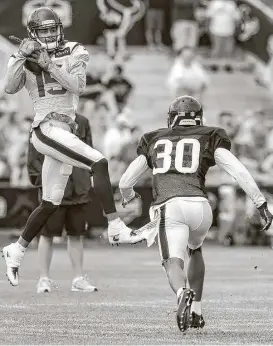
top-left (214, 143), bottom-right (273, 231)
top-left (5, 54), bottom-right (26, 94)
top-left (5, 39), bottom-right (42, 94)
top-left (119, 135), bottom-right (150, 206)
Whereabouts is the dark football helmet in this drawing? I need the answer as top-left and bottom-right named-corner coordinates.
top-left (27, 6), bottom-right (64, 51)
top-left (167, 95), bottom-right (203, 127)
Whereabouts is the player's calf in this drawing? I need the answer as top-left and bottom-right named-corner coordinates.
top-left (163, 257), bottom-right (187, 294)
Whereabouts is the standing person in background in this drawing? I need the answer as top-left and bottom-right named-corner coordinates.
top-left (171, 0), bottom-right (200, 53)
top-left (206, 0), bottom-right (241, 59)
top-left (97, 0), bottom-right (144, 62)
top-left (167, 46), bottom-right (209, 102)
top-left (28, 113), bottom-right (97, 293)
top-left (104, 65), bottom-right (134, 112)
top-left (145, 0), bottom-right (165, 50)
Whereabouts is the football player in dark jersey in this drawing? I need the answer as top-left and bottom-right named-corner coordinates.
top-left (119, 95), bottom-right (273, 332)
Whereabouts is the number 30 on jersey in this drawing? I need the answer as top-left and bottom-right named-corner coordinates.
top-left (153, 138), bottom-right (200, 175)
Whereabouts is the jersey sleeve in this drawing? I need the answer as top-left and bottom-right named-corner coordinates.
top-left (4, 54), bottom-right (26, 94)
top-left (137, 134), bottom-right (152, 167)
top-left (47, 43), bottom-right (89, 96)
top-left (69, 44), bottom-right (90, 71)
top-left (212, 128), bottom-right (231, 152)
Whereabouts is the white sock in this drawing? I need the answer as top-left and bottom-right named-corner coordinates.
top-left (191, 301), bottom-right (202, 315)
top-left (15, 242), bottom-right (26, 252)
top-left (176, 286), bottom-right (185, 298)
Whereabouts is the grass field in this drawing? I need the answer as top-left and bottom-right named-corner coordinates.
top-left (0, 242), bottom-right (273, 345)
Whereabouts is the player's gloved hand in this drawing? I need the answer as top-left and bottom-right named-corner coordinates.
top-left (258, 202), bottom-right (273, 232)
top-left (18, 39), bottom-right (41, 57)
top-left (26, 48), bottom-right (52, 71)
top-left (122, 191), bottom-right (141, 208)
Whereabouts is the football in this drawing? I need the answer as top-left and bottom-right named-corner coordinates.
top-left (25, 58), bottom-right (43, 75)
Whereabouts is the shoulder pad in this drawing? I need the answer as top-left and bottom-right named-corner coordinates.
top-left (143, 128), bottom-right (167, 143)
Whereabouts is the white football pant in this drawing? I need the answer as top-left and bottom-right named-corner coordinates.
top-left (31, 119), bottom-right (104, 205)
top-left (149, 198), bottom-right (213, 262)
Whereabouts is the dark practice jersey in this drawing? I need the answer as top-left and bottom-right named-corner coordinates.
top-left (137, 125), bottom-right (231, 205)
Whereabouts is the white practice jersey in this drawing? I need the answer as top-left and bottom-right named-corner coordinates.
top-left (5, 41), bottom-right (89, 126)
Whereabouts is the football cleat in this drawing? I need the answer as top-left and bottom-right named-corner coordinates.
top-left (1, 243), bottom-right (25, 286)
top-left (176, 288), bottom-right (195, 332)
top-left (190, 312), bottom-right (205, 329)
top-left (37, 277), bottom-right (58, 293)
top-left (71, 275), bottom-right (98, 292)
top-left (108, 218), bottom-right (146, 245)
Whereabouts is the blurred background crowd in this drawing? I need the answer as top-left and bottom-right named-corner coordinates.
top-left (1, 0), bottom-right (273, 246)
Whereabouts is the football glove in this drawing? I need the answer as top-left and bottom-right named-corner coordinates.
top-left (122, 191), bottom-right (141, 208)
top-left (258, 202), bottom-right (273, 232)
top-left (26, 49), bottom-right (51, 71)
top-left (18, 39), bottom-right (41, 57)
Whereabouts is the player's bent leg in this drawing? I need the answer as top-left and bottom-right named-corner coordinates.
top-left (2, 157), bottom-right (70, 286)
top-left (32, 122), bottom-right (140, 245)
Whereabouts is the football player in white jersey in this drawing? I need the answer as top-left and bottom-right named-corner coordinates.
top-left (119, 96), bottom-right (273, 332)
top-left (1, 6), bottom-right (147, 287)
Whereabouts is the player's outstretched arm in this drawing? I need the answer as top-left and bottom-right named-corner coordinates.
top-left (119, 155), bottom-right (149, 206)
top-left (4, 54), bottom-right (26, 94)
top-left (214, 147), bottom-right (273, 231)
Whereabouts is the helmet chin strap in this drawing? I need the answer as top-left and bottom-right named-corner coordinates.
top-left (33, 26), bottom-right (62, 51)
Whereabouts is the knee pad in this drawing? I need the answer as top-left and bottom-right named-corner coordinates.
top-left (187, 246), bottom-right (202, 257)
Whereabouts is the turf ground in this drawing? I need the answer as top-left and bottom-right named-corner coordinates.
top-left (0, 242), bottom-right (272, 345)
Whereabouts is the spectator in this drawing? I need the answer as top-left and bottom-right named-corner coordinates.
top-left (97, 0), bottom-right (144, 61)
top-left (103, 112), bottom-right (132, 160)
top-left (104, 64), bottom-right (134, 112)
top-left (171, 0), bottom-right (200, 53)
top-left (118, 125), bottom-right (152, 187)
top-left (6, 115), bottom-right (32, 186)
top-left (167, 46), bottom-right (209, 101)
top-left (206, 0), bottom-right (241, 59)
top-left (103, 112), bottom-right (133, 184)
top-left (145, 0), bottom-right (165, 50)
top-left (27, 113), bottom-right (97, 294)
top-left (254, 34), bottom-right (273, 97)
top-left (218, 111), bottom-right (240, 154)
